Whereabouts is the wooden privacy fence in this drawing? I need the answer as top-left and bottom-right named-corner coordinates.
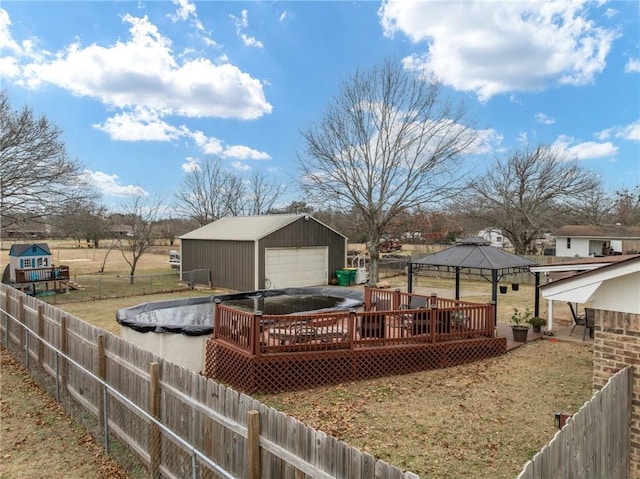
top-left (518, 366), bottom-right (632, 479)
top-left (0, 283), bottom-right (419, 479)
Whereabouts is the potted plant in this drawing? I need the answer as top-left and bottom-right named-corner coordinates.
top-left (510, 307), bottom-right (532, 342)
top-left (528, 316), bottom-right (546, 333)
top-left (499, 284), bottom-right (508, 294)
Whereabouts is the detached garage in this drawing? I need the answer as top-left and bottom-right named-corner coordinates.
top-left (180, 214), bottom-right (347, 291)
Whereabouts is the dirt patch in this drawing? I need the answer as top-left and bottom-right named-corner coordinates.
top-left (0, 347), bottom-right (130, 479)
top-left (257, 339), bottom-right (593, 478)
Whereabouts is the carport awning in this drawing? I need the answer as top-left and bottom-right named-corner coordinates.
top-left (540, 281), bottom-right (602, 304)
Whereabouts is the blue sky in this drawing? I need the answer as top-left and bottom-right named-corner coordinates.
top-left (1, 1), bottom-right (638, 213)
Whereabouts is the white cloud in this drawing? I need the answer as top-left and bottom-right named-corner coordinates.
top-left (82, 170), bottom-right (148, 197)
top-left (222, 145), bottom-right (271, 160)
top-left (596, 121), bottom-right (640, 142)
top-left (230, 161), bottom-right (251, 172)
top-left (552, 135), bottom-right (618, 160)
top-left (94, 109), bottom-right (183, 141)
top-left (380, 0), bottom-right (618, 101)
top-left (616, 121), bottom-right (640, 141)
top-left (625, 58), bottom-right (640, 73)
top-left (181, 157), bottom-right (200, 172)
top-left (230, 9), bottom-right (264, 48)
top-left (170, 0), bottom-right (216, 47)
top-left (171, 0), bottom-right (196, 22)
top-left (13, 13), bottom-right (270, 119)
top-left (279, 11), bottom-right (288, 23)
top-left (535, 112), bottom-right (556, 125)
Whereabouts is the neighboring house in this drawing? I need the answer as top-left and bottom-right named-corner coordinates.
top-left (1, 220), bottom-right (51, 239)
top-left (477, 228), bottom-right (512, 249)
top-left (553, 224), bottom-right (640, 258)
top-left (538, 254), bottom-right (640, 470)
top-left (180, 214), bottom-right (347, 291)
top-left (8, 243), bottom-right (53, 282)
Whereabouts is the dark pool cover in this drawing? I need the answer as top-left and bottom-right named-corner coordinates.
top-left (116, 286), bottom-right (364, 336)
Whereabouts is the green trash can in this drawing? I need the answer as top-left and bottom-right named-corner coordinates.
top-left (335, 269), bottom-right (350, 286)
top-left (345, 268), bottom-right (357, 285)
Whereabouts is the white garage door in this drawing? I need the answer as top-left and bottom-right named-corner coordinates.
top-left (265, 247), bottom-right (328, 289)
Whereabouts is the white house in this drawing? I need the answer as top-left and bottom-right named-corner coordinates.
top-left (537, 255), bottom-right (640, 330)
top-left (477, 228), bottom-right (512, 249)
top-left (553, 225), bottom-right (640, 258)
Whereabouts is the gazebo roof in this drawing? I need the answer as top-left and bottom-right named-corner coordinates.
top-left (410, 237), bottom-right (538, 274)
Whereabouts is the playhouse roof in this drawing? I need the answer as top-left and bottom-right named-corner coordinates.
top-left (9, 243), bottom-right (51, 257)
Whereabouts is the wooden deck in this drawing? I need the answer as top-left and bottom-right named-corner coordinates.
top-left (207, 288), bottom-right (509, 393)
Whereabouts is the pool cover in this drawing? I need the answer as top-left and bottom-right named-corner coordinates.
top-left (116, 286), bottom-right (364, 336)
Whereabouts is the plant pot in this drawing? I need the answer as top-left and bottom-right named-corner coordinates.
top-left (499, 285), bottom-right (508, 294)
top-left (532, 325), bottom-right (542, 333)
top-left (511, 325), bottom-right (529, 342)
top-left (511, 283), bottom-right (519, 291)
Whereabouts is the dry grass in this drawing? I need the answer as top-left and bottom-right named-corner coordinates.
top-left (1, 240), bottom-right (591, 478)
top-left (257, 340), bottom-right (593, 478)
top-left (0, 347), bottom-right (130, 478)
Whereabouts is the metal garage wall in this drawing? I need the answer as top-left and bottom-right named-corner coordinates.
top-left (259, 216), bottom-right (346, 287)
top-left (181, 239), bottom-right (255, 291)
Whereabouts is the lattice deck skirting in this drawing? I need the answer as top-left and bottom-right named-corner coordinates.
top-left (205, 337), bottom-right (507, 393)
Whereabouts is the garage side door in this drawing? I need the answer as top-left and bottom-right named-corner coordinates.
top-left (265, 247), bottom-right (328, 289)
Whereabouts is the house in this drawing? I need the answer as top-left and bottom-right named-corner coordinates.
top-left (477, 228), bottom-right (512, 249)
top-left (553, 224), bottom-right (640, 258)
top-left (8, 243), bottom-right (53, 282)
top-left (179, 214), bottom-right (347, 291)
top-left (537, 255), bottom-right (640, 474)
top-left (532, 254), bottom-right (639, 330)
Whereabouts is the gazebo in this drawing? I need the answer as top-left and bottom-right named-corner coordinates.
top-left (407, 237), bottom-right (540, 325)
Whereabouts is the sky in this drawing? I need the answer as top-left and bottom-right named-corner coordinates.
top-left (1, 0), bottom-right (639, 214)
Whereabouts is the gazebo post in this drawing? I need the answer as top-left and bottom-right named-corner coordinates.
top-left (455, 266), bottom-right (461, 300)
top-left (491, 269), bottom-right (498, 326)
top-left (534, 271), bottom-right (540, 317)
top-left (407, 262), bottom-right (413, 293)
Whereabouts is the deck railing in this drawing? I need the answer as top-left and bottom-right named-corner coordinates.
top-left (14, 265), bottom-right (70, 283)
top-left (212, 288), bottom-right (495, 357)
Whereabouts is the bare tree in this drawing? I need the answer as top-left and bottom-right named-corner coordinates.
top-left (0, 91), bottom-right (98, 229)
top-left (245, 169), bottom-right (286, 215)
top-left (174, 157), bottom-right (246, 226)
top-left (613, 185), bottom-right (640, 226)
top-left (53, 200), bottom-right (111, 247)
top-left (298, 58), bottom-right (479, 284)
top-left (457, 144), bottom-right (601, 254)
top-left (118, 194), bottom-right (162, 283)
top-left (567, 186), bottom-right (615, 225)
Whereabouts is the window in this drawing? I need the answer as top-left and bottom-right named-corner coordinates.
top-left (566, 238), bottom-right (571, 249)
top-left (23, 258), bottom-right (32, 268)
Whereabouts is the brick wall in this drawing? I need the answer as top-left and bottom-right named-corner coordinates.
top-left (593, 309), bottom-right (639, 478)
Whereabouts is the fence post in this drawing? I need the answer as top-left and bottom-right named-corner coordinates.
top-left (149, 362), bottom-right (161, 479)
top-left (18, 295), bottom-right (25, 355)
top-left (97, 335), bottom-right (106, 432)
top-left (37, 304), bottom-right (45, 369)
top-left (59, 315), bottom-right (68, 395)
top-left (3, 290), bottom-right (10, 347)
top-left (247, 410), bottom-right (260, 479)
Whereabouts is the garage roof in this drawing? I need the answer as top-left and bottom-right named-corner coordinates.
top-left (180, 214), bottom-right (345, 241)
